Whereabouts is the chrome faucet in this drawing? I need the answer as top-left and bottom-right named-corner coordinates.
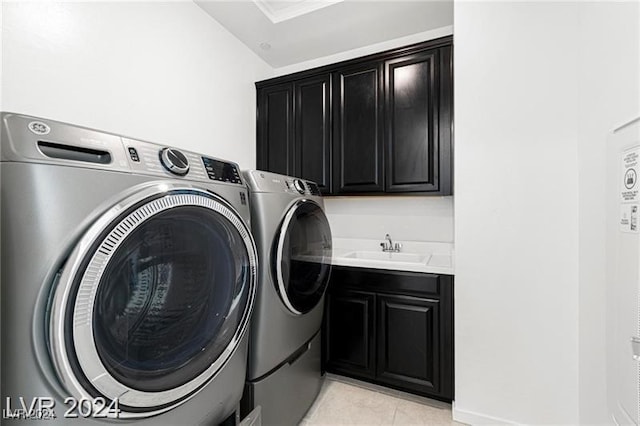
top-left (321, 235), bottom-right (331, 250)
top-left (380, 233), bottom-right (402, 252)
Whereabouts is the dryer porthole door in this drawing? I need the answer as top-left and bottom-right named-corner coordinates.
top-left (273, 199), bottom-right (332, 315)
top-left (49, 184), bottom-right (257, 418)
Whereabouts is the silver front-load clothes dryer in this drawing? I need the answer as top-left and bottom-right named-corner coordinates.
top-left (241, 170), bottom-right (332, 426)
top-left (0, 113), bottom-right (258, 425)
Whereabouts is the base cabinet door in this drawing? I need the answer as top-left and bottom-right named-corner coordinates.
top-left (325, 290), bottom-right (376, 380)
top-left (376, 294), bottom-right (440, 395)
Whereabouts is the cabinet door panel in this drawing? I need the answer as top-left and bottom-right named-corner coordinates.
top-left (294, 75), bottom-right (332, 193)
top-left (385, 50), bottom-right (439, 192)
top-left (257, 83), bottom-right (294, 176)
top-left (377, 294), bottom-right (440, 394)
top-left (325, 290), bottom-right (376, 379)
top-left (333, 64), bottom-right (384, 193)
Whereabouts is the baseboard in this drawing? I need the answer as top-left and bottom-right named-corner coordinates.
top-left (452, 402), bottom-right (520, 425)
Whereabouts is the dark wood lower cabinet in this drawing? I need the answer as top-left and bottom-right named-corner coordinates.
top-left (325, 290), bottom-right (376, 379)
top-left (324, 267), bottom-right (454, 401)
top-left (377, 294), bottom-right (439, 394)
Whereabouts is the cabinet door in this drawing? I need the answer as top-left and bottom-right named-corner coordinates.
top-left (256, 83), bottom-right (294, 176)
top-left (325, 290), bottom-right (376, 380)
top-left (385, 49), bottom-right (440, 193)
top-left (333, 63), bottom-right (384, 193)
top-left (294, 74), bottom-right (332, 193)
top-left (377, 294), bottom-right (440, 395)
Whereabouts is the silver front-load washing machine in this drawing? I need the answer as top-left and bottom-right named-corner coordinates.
top-left (0, 113), bottom-right (258, 424)
top-left (241, 170), bottom-right (332, 426)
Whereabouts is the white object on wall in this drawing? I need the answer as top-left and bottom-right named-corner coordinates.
top-left (577, 3), bottom-right (640, 424)
top-left (606, 116), bottom-right (640, 426)
top-left (1, 2), bottom-right (273, 169)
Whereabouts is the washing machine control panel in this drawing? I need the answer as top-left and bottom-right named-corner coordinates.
top-left (122, 138), bottom-right (243, 185)
top-left (201, 156), bottom-right (242, 184)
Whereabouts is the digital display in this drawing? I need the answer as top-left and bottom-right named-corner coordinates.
top-left (201, 157), bottom-right (241, 184)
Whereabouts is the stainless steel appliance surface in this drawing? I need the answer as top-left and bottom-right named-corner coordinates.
top-left (241, 170), bottom-right (332, 426)
top-left (0, 112), bottom-right (258, 425)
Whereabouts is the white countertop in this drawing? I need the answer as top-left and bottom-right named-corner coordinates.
top-left (331, 238), bottom-right (454, 275)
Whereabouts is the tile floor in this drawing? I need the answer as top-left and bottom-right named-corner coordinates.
top-left (300, 375), bottom-right (465, 425)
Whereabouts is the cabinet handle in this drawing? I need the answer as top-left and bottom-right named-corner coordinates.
top-left (631, 337), bottom-right (640, 361)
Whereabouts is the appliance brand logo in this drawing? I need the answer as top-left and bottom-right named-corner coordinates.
top-left (28, 121), bottom-right (51, 135)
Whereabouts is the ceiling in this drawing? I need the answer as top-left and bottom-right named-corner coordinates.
top-left (194, 0), bottom-right (453, 68)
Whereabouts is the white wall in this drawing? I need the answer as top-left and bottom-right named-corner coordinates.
top-left (273, 25), bottom-right (453, 76)
top-left (325, 196), bottom-right (453, 242)
top-left (0, 2), bottom-right (4, 111)
top-left (1, 2), bottom-right (273, 169)
top-left (455, 1), bottom-right (640, 424)
top-left (577, 2), bottom-right (640, 424)
top-left (454, 2), bottom-right (580, 424)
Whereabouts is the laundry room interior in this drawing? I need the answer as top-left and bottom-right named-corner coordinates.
top-left (1, 1), bottom-right (639, 425)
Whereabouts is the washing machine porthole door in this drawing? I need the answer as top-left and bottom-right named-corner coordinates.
top-left (48, 184), bottom-right (257, 419)
top-left (273, 199), bottom-right (332, 315)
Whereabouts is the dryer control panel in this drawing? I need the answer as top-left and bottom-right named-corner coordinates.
top-left (243, 169), bottom-right (322, 196)
top-left (283, 178), bottom-right (321, 196)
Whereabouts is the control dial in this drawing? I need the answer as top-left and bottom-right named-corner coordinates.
top-left (160, 148), bottom-right (189, 176)
top-left (292, 179), bottom-right (306, 194)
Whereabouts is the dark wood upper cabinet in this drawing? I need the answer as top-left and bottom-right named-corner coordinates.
top-left (385, 50), bottom-right (438, 192)
top-left (333, 63), bottom-right (384, 193)
top-left (256, 36), bottom-right (452, 195)
top-left (384, 43), bottom-right (452, 194)
top-left (256, 83), bottom-right (294, 176)
top-left (294, 74), bottom-right (332, 192)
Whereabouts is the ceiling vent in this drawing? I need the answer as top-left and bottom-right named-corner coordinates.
top-left (253, 0), bottom-right (344, 23)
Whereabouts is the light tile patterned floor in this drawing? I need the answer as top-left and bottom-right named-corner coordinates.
top-left (301, 376), bottom-right (465, 425)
